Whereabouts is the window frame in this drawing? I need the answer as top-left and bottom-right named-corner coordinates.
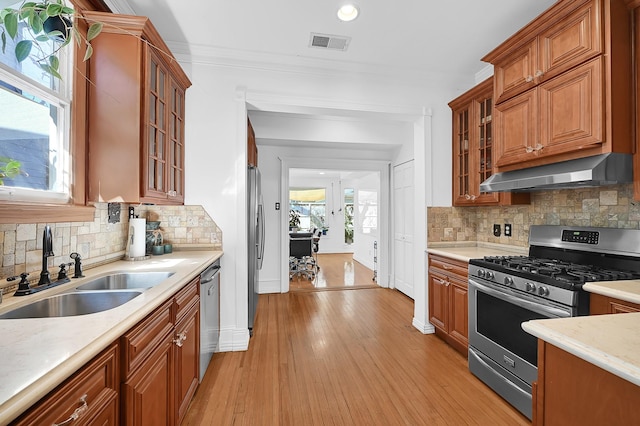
top-left (0, 0), bottom-right (109, 223)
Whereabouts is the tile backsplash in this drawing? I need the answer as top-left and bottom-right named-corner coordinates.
top-left (0, 203), bottom-right (222, 292)
top-left (428, 183), bottom-right (640, 247)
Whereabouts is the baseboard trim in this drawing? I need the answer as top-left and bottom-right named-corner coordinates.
top-left (412, 317), bottom-right (436, 334)
top-left (259, 279), bottom-right (281, 294)
top-left (218, 326), bottom-right (250, 352)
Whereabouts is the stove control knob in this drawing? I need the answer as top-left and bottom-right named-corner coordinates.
top-left (525, 282), bottom-right (537, 292)
top-left (478, 269), bottom-right (486, 278)
top-left (486, 271), bottom-right (495, 280)
top-left (538, 286), bottom-right (549, 296)
top-left (504, 277), bottom-right (514, 286)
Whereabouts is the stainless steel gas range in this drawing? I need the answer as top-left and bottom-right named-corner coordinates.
top-left (467, 225), bottom-right (640, 420)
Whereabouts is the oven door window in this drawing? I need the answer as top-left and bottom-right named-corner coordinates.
top-left (476, 291), bottom-right (545, 365)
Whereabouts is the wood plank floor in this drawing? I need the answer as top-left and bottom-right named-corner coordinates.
top-left (290, 253), bottom-right (378, 291)
top-left (183, 288), bottom-right (530, 425)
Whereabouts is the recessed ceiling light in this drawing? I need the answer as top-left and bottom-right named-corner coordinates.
top-left (337, 4), bottom-right (359, 22)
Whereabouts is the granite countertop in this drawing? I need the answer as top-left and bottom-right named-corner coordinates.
top-left (426, 241), bottom-right (528, 263)
top-left (522, 312), bottom-right (640, 387)
top-left (0, 250), bottom-right (222, 425)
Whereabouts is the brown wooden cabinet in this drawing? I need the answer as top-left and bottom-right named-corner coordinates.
top-left (590, 293), bottom-right (640, 314)
top-left (248, 118), bottom-right (258, 166)
top-left (449, 79), bottom-right (529, 206)
top-left (121, 277), bottom-right (200, 426)
top-left (427, 254), bottom-right (469, 356)
top-left (85, 12), bottom-right (191, 205)
top-left (533, 341), bottom-right (640, 425)
top-left (483, 0), bottom-right (632, 172)
top-left (12, 343), bottom-right (119, 426)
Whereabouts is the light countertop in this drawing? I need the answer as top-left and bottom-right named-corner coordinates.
top-left (0, 250), bottom-right (222, 425)
top-left (583, 280), bottom-right (640, 305)
top-left (523, 278), bottom-right (640, 388)
top-left (427, 242), bottom-right (528, 263)
top-left (522, 312), bottom-right (640, 387)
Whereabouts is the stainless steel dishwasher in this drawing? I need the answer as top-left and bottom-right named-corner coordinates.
top-left (199, 259), bottom-right (220, 381)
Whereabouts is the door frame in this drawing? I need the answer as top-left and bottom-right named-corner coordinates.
top-left (280, 157), bottom-right (391, 293)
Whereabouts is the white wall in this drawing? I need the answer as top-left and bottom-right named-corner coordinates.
top-left (182, 60), bottom-right (469, 351)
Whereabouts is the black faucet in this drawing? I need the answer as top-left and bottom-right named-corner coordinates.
top-left (38, 225), bottom-right (54, 286)
top-left (70, 252), bottom-right (84, 278)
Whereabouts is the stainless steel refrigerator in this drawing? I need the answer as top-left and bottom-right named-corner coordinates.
top-left (247, 165), bottom-right (265, 335)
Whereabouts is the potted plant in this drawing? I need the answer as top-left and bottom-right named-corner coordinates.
top-left (289, 209), bottom-right (300, 231)
top-left (0, 0), bottom-right (103, 79)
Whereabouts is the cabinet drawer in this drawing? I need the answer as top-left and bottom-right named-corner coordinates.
top-left (174, 277), bottom-right (199, 323)
top-left (428, 254), bottom-right (468, 279)
top-left (13, 343), bottom-right (119, 426)
top-left (122, 299), bottom-right (174, 377)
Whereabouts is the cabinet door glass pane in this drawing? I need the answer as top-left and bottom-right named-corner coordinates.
top-left (457, 110), bottom-right (470, 197)
top-left (150, 94), bottom-right (156, 124)
top-left (478, 97), bottom-right (493, 190)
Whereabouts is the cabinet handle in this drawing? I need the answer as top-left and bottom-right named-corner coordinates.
top-left (464, 194), bottom-right (477, 201)
top-left (166, 190), bottom-right (178, 197)
top-left (441, 264), bottom-right (452, 270)
top-left (173, 332), bottom-right (187, 347)
top-left (434, 277), bottom-right (446, 285)
top-left (53, 394), bottom-right (88, 426)
top-left (534, 70), bottom-right (544, 78)
top-left (525, 75), bottom-right (534, 82)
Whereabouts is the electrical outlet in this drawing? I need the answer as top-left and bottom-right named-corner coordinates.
top-left (493, 224), bottom-right (501, 237)
top-left (504, 223), bottom-right (512, 237)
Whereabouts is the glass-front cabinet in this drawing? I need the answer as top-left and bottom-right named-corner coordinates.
top-left (86, 12), bottom-right (191, 205)
top-left (449, 78), bottom-right (529, 207)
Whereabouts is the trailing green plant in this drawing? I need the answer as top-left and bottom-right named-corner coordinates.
top-left (289, 209), bottom-right (300, 229)
top-left (0, 0), bottom-right (103, 79)
top-left (0, 156), bottom-right (23, 185)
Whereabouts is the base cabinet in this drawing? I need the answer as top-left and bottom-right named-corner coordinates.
top-left (427, 254), bottom-right (468, 356)
top-left (12, 343), bottom-right (119, 426)
top-left (533, 341), bottom-right (640, 425)
top-left (590, 293), bottom-right (640, 314)
top-left (121, 277), bottom-right (200, 425)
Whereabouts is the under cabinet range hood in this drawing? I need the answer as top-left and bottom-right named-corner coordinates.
top-left (479, 153), bottom-right (633, 192)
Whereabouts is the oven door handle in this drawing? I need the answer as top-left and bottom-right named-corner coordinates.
top-left (469, 278), bottom-right (571, 319)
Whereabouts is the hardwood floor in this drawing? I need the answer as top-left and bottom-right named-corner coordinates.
top-left (290, 253), bottom-right (378, 291)
top-left (183, 288), bottom-right (530, 425)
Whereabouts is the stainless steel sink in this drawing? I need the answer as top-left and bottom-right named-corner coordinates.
top-left (75, 271), bottom-right (174, 291)
top-left (0, 290), bottom-right (142, 319)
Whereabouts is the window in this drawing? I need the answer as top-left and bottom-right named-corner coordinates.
top-left (289, 188), bottom-right (326, 231)
top-left (344, 188), bottom-right (354, 244)
top-left (0, 0), bottom-right (73, 203)
top-left (358, 190), bottom-right (377, 235)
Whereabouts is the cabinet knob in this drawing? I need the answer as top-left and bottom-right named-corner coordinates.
top-left (534, 70), bottom-right (544, 78)
top-left (525, 75), bottom-right (534, 82)
top-left (173, 332), bottom-right (187, 347)
top-left (535, 143), bottom-right (543, 151)
top-left (525, 146), bottom-right (534, 153)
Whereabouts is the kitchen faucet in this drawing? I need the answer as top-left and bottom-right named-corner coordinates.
top-left (38, 225), bottom-right (54, 286)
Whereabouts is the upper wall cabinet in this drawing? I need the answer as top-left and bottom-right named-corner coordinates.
top-left (483, 0), bottom-right (633, 172)
top-left (85, 12), bottom-right (192, 205)
top-left (449, 78), bottom-right (529, 206)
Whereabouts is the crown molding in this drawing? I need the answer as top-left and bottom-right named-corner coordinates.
top-left (167, 40), bottom-right (471, 88)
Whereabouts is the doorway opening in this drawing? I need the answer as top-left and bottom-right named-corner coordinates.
top-left (287, 168), bottom-right (381, 291)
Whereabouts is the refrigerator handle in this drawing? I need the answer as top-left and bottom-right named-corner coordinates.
top-left (257, 198), bottom-right (265, 269)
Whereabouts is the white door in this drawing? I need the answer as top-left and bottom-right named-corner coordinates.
top-left (393, 161), bottom-right (414, 299)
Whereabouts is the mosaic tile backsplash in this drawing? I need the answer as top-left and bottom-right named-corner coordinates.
top-left (0, 203), bottom-right (222, 292)
top-left (428, 184), bottom-right (639, 247)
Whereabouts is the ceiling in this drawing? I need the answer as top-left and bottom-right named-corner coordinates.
top-left (105, 0), bottom-right (558, 149)
top-left (106, 0), bottom-right (557, 82)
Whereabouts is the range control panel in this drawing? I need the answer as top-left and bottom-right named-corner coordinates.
top-left (562, 230), bottom-right (599, 245)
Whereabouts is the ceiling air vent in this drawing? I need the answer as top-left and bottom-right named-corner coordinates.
top-left (309, 33), bottom-right (351, 51)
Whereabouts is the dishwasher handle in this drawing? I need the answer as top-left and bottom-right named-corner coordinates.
top-left (201, 264), bottom-right (221, 284)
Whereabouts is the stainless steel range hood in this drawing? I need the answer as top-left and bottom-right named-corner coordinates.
top-left (479, 153), bottom-right (633, 192)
